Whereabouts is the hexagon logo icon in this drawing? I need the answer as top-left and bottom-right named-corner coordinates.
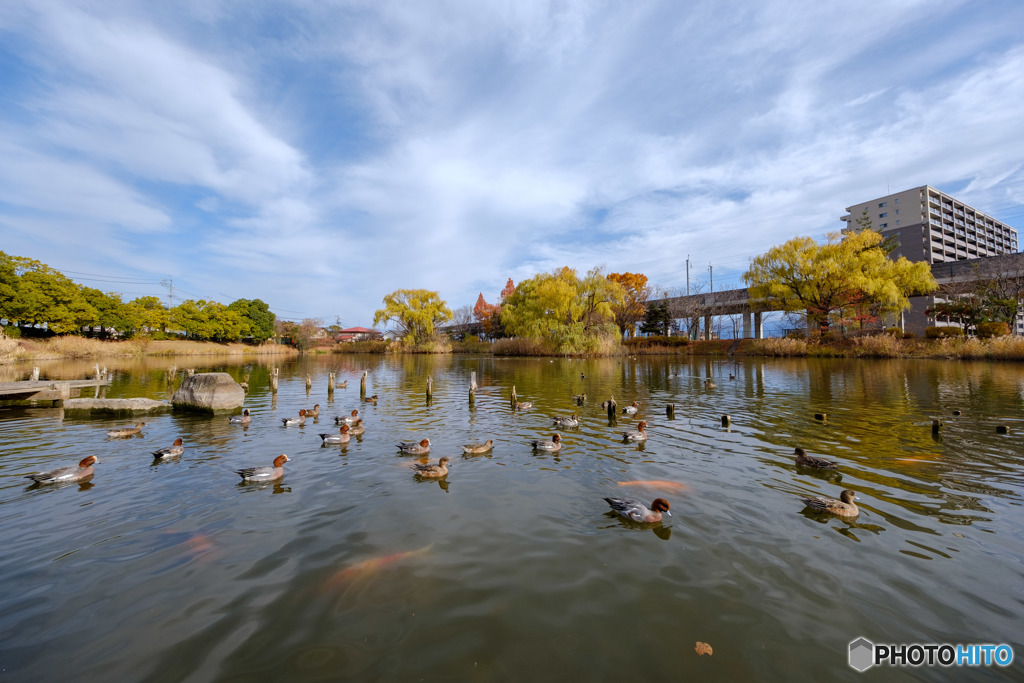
top-left (849, 637), bottom-right (874, 672)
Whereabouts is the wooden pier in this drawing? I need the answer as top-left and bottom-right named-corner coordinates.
top-left (0, 379), bottom-right (114, 404)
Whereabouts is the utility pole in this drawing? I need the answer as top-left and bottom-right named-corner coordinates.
top-left (160, 276), bottom-right (174, 308)
top-left (686, 256), bottom-right (690, 296)
top-left (709, 263), bottom-right (713, 293)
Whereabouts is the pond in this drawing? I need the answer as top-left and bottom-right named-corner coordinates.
top-left (0, 354), bottom-right (1022, 681)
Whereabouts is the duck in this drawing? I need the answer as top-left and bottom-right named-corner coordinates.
top-left (801, 489), bottom-right (859, 517)
top-left (397, 439), bottom-right (431, 455)
top-left (412, 456), bottom-right (450, 478)
top-left (622, 401), bottom-right (639, 415)
top-left (152, 437), bottom-right (184, 459)
top-left (335, 380), bottom-right (348, 388)
top-left (622, 420), bottom-right (648, 441)
top-left (107, 422), bottom-right (145, 438)
top-left (25, 456), bottom-right (99, 484)
top-left (282, 409), bottom-right (308, 426)
top-left (229, 409), bottom-right (251, 424)
top-left (704, 378), bottom-right (717, 389)
top-left (236, 454), bottom-right (289, 482)
top-left (573, 393), bottom-right (587, 404)
top-left (516, 401), bottom-right (533, 410)
top-left (320, 425), bottom-right (351, 444)
top-left (347, 418), bottom-right (365, 436)
top-left (604, 496), bottom-right (672, 523)
top-left (794, 447), bottom-right (838, 470)
top-left (601, 400), bottom-right (613, 409)
top-left (729, 374), bottom-right (736, 380)
top-left (462, 439), bottom-right (494, 454)
top-left (334, 409), bottom-right (359, 425)
top-left (552, 414), bottom-right (580, 428)
top-left (363, 394), bottom-right (378, 404)
top-left (303, 404), bottom-right (320, 418)
top-left (531, 433), bottom-right (562, 451)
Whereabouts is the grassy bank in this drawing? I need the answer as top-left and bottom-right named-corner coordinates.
top-left (0, 336), bottom-right (298, 364)
top-left (745, 335), bottom-right (1024, 360)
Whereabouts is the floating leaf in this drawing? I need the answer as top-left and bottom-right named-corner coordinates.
top-left (695, 642), bottom-right (713, 656)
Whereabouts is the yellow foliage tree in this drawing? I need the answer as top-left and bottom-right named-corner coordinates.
top-left (373, 289), bottom-right (453, 343)
top-left (743, 230), bottom-right (936, 332)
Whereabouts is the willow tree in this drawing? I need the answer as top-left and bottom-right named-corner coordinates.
top-left (374, 289), bottom-right (452, 343)
top-left (743, 230), bottom-right (936, 332)
top-left (500, 266), bottom-right (624, 351)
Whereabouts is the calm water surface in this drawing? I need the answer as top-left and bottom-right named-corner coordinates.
top-left (0, 355), bottom-right (1022, 681)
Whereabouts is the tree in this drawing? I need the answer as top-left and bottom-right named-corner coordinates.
top-left (743, 230), bottom-right (936, 333)
top-left (127, 296), bottom-right (169, 336)
top-left (228, 298), bottom-right (275, 342)
top-left (640, 301), bottom-right (672, 336)
top-left (608, 272), bottom-right (649, 337)
top-left (6, 256), bottom-right (96, 334)
top-left (473, 293), bottom-right (503, 339)
top-left (500, 266), bottom-right (623, 351)
top-left (373, 289), bottom-right (453, 343)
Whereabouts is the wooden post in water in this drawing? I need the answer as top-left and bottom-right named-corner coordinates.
top-left (32, 367), bottom-right (40, 381)
top-left (270, 367), bottom-right (279, 394)
top-left (328, 372), bottom-right (335, 399)
top-left (469, 371), bottom-right (477, 405)
top-left (721, 415), bottom-right (731, 427)
top-left (426, 376), bottom-right (433, 401)
top-left (360, 371), bottom-right (368, 398)
top-left (931, 418), bottom-right (942, 434)
top-left (94, 364), bottom-right (101, 381)
top-left (305, 374), bottom-right (312, 395)
top-left (607, 396), bottom-right (616, 421)
top-left (666, 404), bottom-right (675, 418)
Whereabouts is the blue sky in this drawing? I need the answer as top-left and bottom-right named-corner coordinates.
top-left (1, 0), bottom-right (1023, 329)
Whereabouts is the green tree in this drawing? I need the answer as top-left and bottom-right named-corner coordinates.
top-left (127, 296), bottom-right (169, 336)
top-left (228, 298), bottom-right (275, 342)
top-left (373, 289), bottom-right (453, 343)
top-left (6, 256), bottom-right (96, 334)
top-left (640, 300), bottom-right (672, 336)
top-left (0, 251), bottom-right (18, 324)
top-left (743, 230), bottom-right (936, 333)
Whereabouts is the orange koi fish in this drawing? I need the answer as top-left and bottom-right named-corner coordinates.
top-left (325, 544), bottom-right (433, 588)
top-left (617, 480), bottom-right (690, 493)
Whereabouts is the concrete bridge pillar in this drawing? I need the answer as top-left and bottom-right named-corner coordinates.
top-left (753, 311), bottom-right (763, 339)
top-left (743, 311), bottom-right (751, 338)
top-left (704, 314), bottom-right (713, 340)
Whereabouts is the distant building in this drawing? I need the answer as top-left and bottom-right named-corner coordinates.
top-left (841, 186), bottom-right (1019, 333)
top-left (335, 327), bottom-right (382, 342)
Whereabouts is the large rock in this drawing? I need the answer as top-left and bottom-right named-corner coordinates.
top-left (172, 372), bottom-right (244, 413)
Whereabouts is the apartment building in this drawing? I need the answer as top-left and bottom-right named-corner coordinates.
top-left (841, 185), bottom-right (1017, 262)
top-left (841, 186), bottom-right (1020, 334)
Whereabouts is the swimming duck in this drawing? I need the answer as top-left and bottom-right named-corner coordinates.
top-left (236, 454), bottom-right (289, 482)
top-left (553, 414), bottom-right (580, 428)
top-left (347, 418), bottom-right (365, 436)
top-left (704, 378), bottom-right (717, 389)
top-left (794, 447), bottom-right (838, 470)
top-left (412, 456), bottom-right (450, 478)
top-left (397, 439), bottom-right (431, 454)
top-left (622, 420), bottom-right (648, 441)
top-left (601, 400), bottom-right (613, 409)
top-left (303, 404), bottom-right (320, 418)
top-left (363, 394), bottom-right (378, 404)
top-left (282, 409), bottom-right (308, 426)
top-left (729, 374), bottom-right (736, 380)
top-left (229, 409), bottom-right (251, 424)
top-left (107, 422), bottom-right (145, 438)
top-left (573, 393), bottom-right (587, 404)
top-left (335, 380), bottom-right (348, 388)
top-left (801, 489), bottom-right (859, 517)
top-left (152, 437), bottom-right (184, 459)
top-left (334, 409), bottom-right (359, 425)
top-left (531, 433), bottom-right (562, 451)
top-left (604, 496), bottom-right (671, 523)
top-left (320, 424), bottom-right (351, 444)
top-left (516, 401), bottom-right (533, 410)
top-left (25, 456), bottom-right (99, 484)
top-left (462, 439), bottom-right (494, 454)
top-left (622, 402), bottom-right (639, 415)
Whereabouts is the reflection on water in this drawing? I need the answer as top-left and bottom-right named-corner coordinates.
top-left (0, 354), bottom-right (1023, 680)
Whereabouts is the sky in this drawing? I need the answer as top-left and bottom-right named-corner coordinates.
top-left (1, 0), bottom-right (1023, 329)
